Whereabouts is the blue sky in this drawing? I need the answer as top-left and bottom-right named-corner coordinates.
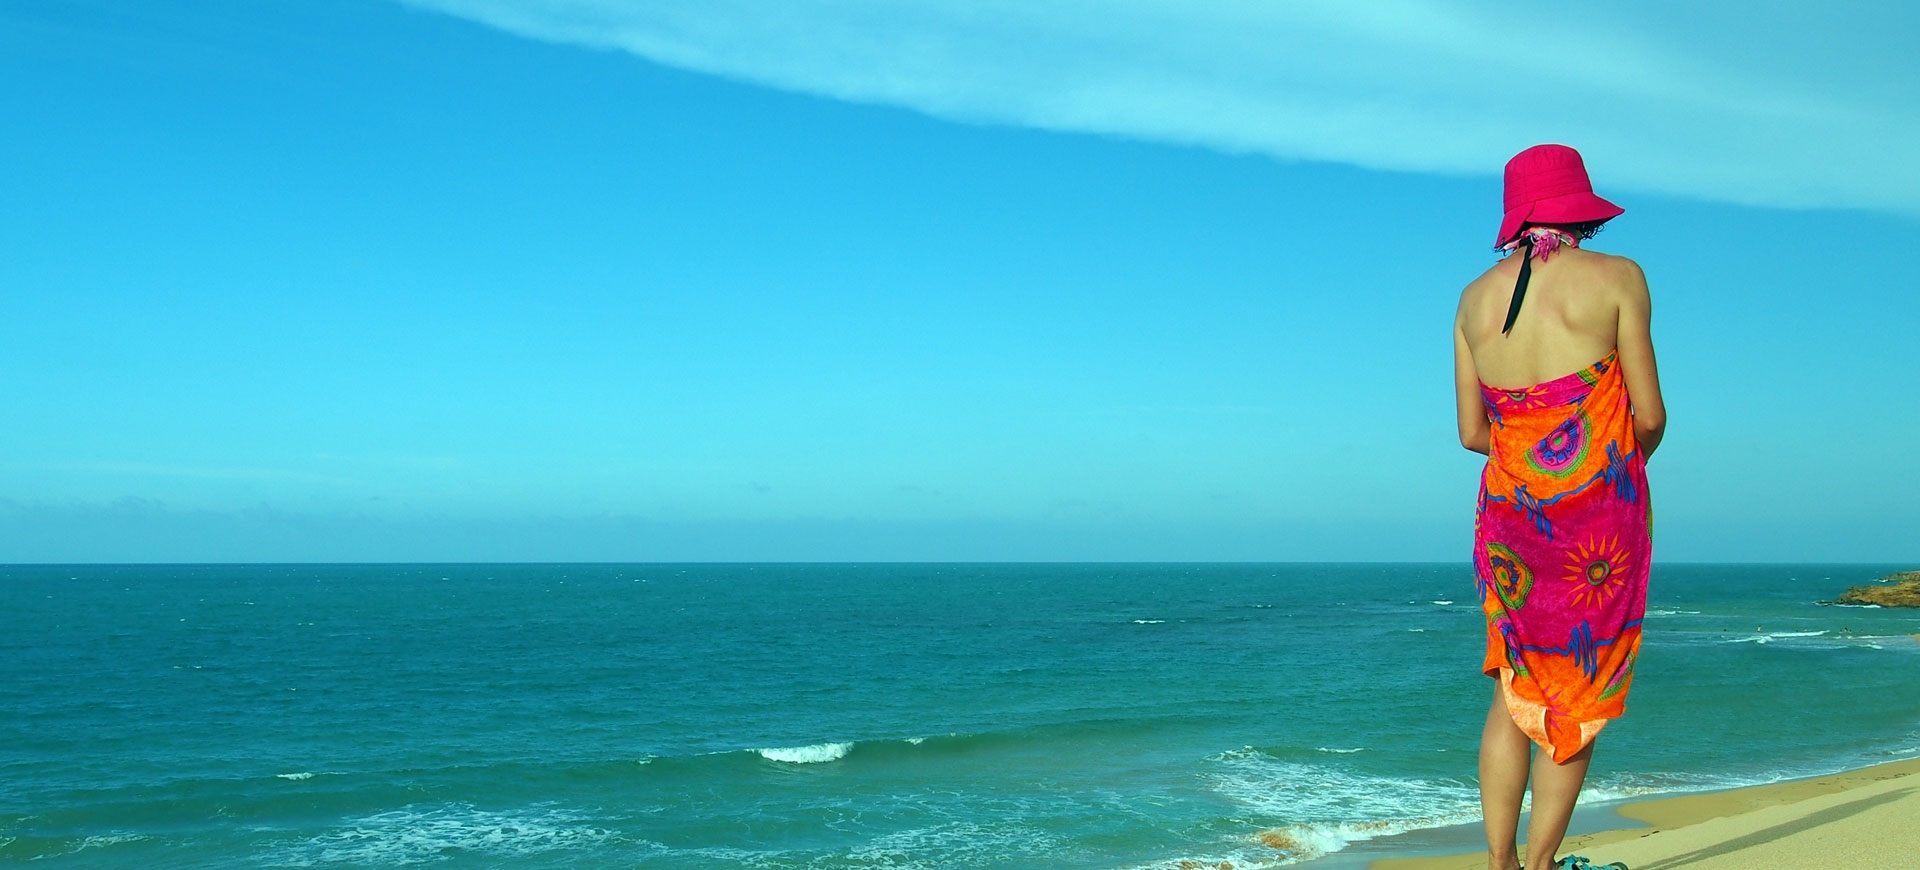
top-left (2, 0), bottom-right (1915, 562)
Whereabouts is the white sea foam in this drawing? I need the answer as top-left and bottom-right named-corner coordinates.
top-left (1720, 630), bottom-right (1913, 652)
top-left (1646, 609), bottom-right (1703, 616)
top-left (32, 833), bottom-right (149, 860)
top-left (1201, 747), bottom-right (1482, 863)
top-left (1193, 749), bottom-right (1768, 866)
top-left (1432, 600), bottom-right (1453, 606)
top-left (668, 819), bottom-right (1061, 870)
top-left (848, 820), bottom-right (1062, 869)
top-left (1124, 843), bottom-right (1299, 870)
top-left (1132, 619), bottom-right (1166, 624)
top-left (275, 803), bottom-right (614, 867)
top-left (23, 833), bottom-right (153, 862)
top-left (79, 835), bottom-right (148, 848)
top-left (905, 737), bottom-right (926, 745)
top-left (1583, 770), bottom-right (1769, 802)
top-left (756, 742), bottom-right (853, 763)
top-left (1259, 820), bottom-right (1443, 863)
top-left (1726, 630), bottom-right (1834, 645)
top-left (1315, 747), bottom-right (1364, 753)
top-left (277, 772), bottom-right (316, 780)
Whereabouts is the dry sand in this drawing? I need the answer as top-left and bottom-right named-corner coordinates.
top-left (1368, 757), bottom-right (1920, 870)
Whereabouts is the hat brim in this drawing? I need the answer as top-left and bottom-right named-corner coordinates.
top-left (1497, 192), bottom-right (1625, 246)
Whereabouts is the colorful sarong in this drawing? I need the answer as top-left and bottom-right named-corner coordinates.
top-left (1474, 350), bottom-right (1650, 763)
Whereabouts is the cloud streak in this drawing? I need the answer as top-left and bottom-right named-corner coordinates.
top-left (398, 0), bottom-right (1920, 214)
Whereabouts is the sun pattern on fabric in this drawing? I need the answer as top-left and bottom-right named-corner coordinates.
top-left (1497, 384), bottom-right (1552, 410)
top-left (1485, 543), bottom-right (1534, 611)
top-left (1527, 411), bottom-right (1591, 478)
top-left (1566, 534), bottom-right (1630, 611)
top-left (1474, 349), bottom-right (1650, 764)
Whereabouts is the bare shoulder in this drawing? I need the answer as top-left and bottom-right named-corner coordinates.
top-left (1588, 250), bottom-right (1648, 298)
top-left (1458, 257), bottom-right (1517, 309)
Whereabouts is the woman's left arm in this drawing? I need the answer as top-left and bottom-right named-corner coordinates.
top-left (1614, 258), bottom-right (1666, 459)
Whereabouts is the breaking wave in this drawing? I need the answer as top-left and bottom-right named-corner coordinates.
top-left (274, 802), bottom-right (616, 866)
top-left (756, 742), bottom-right (854, 764)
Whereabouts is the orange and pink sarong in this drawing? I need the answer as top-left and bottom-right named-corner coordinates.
top-left (1475, 350), bottom-right (1651, 763)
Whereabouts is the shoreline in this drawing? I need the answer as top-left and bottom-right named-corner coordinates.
top-left (1361, 755), bottom-right (1920, 870)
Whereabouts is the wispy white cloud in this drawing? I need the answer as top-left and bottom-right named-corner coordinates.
top-left (397, 0), bottom-right (1920, 213)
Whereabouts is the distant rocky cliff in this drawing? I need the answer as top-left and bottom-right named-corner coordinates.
top-left (1834, 571), bottom-right (1920, 607)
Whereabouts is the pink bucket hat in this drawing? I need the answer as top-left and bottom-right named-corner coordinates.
top-left (1496, 144), bottom-right (1624, 246)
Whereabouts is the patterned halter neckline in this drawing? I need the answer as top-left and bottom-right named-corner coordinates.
top-left (1498, 227), bottom-right (1580, 336)
top-left (1501, 226), bottom-right (1579, 260)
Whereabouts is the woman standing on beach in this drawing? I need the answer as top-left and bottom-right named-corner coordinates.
top-left (1453, 144), bottom-right (1665, 870)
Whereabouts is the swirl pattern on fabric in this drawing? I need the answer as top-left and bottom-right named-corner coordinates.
top-left (1474, 350), bottom-right (1651, 763)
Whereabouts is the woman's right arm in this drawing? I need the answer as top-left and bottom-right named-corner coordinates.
top-left (1614, 258), bottom-right (1667, 459)
top-left (1454, 316), bottom-right (1491, 456)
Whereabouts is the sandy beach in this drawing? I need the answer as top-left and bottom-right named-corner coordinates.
top-left (1369, 757), bottom-right (1920, 870)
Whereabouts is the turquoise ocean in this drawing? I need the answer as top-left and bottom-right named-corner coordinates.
top-left (4, 563), bottom-right (1918, 869)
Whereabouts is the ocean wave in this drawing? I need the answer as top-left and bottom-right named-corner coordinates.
top-left (1580, 770), bottom-right (1759, 802)
top-left (621, 732), bottom-right (978, 778)
top-left (78, 834), bottom-right (150, 849)
top-left (1125, 842), bottom-right (1308, 870)
top-left (756, 742), bottom-right (853, 763)
top-left (1196, 749), bottom-right (1778, 866)
top-left (1724, 630), bottom-right (1832, 645)
top-left (1713, 631), bottom-right (1914, 651)
top-left (17, 833), bottom-right (150, 861)
top-left (848, 820), bottom-right (1063, 868)
top-left (1132, 619), bottom-right (1167, 624)
top-left (1645, 609), bottom-right (1703, 616)
top-left (274, 802), bottom-right (617, 866)
top-left (1254, 818), bottom-right (1470, 864)
top-left (659, 814), bottom-right (1067, 870)
top-left (622, 723), bottom-right (1195, 775)
top-left (1315, 747), bottom-right (1364, 754)
top-left (1201, 747), bottom-right (1481, 862)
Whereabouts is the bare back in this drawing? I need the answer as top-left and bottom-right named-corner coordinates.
top-left (1451, 246), bottom-right (1666, 458)
top-left (1458, 248), bottom-right (1628, 387)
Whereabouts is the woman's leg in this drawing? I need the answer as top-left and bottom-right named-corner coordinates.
top-left (1524, 740), bottom-right (1594, 870)
top-left (1479, 684), bottom-right (1529, 870)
